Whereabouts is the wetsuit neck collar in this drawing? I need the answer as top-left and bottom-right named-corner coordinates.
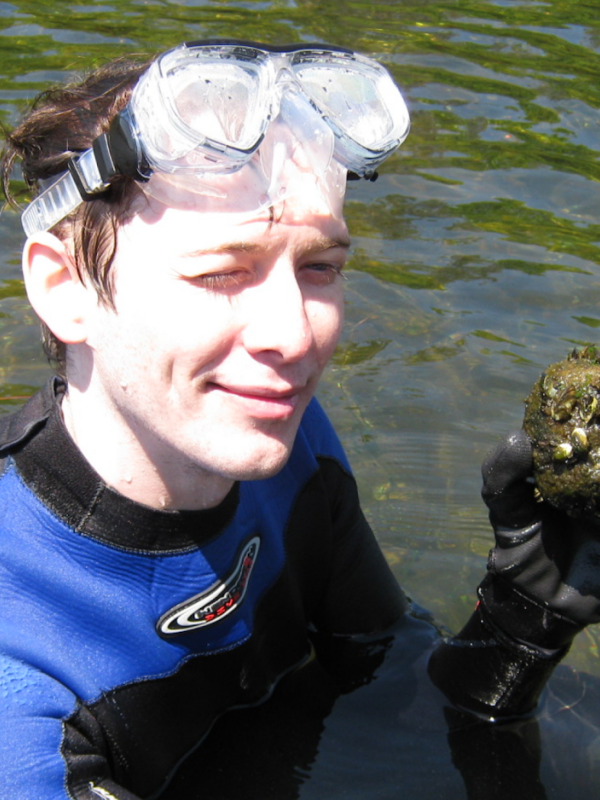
top-left (7, 378), bottom-right (240, 553)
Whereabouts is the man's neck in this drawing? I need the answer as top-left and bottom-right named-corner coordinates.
top-left (60, 388), bottom-right (235, 512)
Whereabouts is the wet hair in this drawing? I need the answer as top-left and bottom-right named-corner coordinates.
top-left (1, 56), bottom-right (152, 375)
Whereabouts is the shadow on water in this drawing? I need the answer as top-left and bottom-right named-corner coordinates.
top-left (2, 0), bottom-right (600, 797)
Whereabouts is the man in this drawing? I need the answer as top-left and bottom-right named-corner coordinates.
top-left (1, 40), bottom-right (600, 800)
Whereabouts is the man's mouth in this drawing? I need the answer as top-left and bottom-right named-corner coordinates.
top-left (208, 382), bottom-right (307, 420)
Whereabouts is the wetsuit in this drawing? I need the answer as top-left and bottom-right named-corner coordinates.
top-left (0, 379), bottom-right (406, 800)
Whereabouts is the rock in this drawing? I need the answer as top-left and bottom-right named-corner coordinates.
top-left (523, 346), bottom-right (600, 520)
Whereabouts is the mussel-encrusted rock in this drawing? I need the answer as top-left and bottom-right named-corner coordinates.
top-left (523, 346), bottom-right (600, 520)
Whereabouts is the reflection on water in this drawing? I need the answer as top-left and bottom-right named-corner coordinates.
top-left (1, 0), bottom-right (600, 797)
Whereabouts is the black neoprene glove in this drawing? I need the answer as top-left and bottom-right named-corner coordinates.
top-left (429, 428), bottom-right (600, 718)
top-left (480, 428), bottom-right (600, 650)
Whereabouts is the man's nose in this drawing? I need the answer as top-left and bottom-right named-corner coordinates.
top-left (241, 268), bottom-right (313, 363)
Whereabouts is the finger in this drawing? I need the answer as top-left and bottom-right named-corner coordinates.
top-left (482, 429), bottom-right (533, 499)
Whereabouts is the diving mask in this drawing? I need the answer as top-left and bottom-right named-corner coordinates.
top-left (21, 40), bottom-right (410, 236)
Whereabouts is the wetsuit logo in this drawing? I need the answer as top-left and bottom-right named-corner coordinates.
top-left (157, 537), bottom-right (260, 636)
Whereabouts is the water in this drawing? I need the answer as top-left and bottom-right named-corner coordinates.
top-left (1, 0), bottom-right (600, 796)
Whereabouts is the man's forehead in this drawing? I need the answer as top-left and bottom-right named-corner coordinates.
top-left (126, 195), bottom-right (350, 255)
top-left (180, 233), bottom-right (351, 259)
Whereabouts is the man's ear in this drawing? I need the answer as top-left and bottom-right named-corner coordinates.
top-left (22, 232), bottom-right (94, 345)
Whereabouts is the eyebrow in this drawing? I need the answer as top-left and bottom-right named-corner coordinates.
top-left (181, 235), bottom-right (351, 259)
top-left (309, 235), bottom-right (352, 252)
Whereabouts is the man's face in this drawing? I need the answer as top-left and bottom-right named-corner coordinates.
top-left (77, 193), bottom-right (349, 498)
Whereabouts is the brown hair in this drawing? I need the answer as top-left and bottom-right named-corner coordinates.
top-left (1, 56), bottom-right (152, 375)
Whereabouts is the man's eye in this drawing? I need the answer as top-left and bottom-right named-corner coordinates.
top-left (303, 263), bottom-right (345, 285)
top-left (191, 271), bottom-right (249, 290)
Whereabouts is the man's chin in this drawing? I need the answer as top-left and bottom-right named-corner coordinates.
top-left (230, 453), bottom-right (293, 482)
top-left (218, 439), bottom-right (295, 482)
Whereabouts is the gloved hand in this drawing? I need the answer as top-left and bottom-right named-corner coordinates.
top-left (428, 428), bottom-right (600, 718)
top-left (480, 428), bottom-right (600, 651)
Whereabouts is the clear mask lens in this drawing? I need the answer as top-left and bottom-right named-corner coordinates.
top-left (294, 64), bottom-right (389, 145)
top-left (134, 54), bottom-right (269, 172)
top-left (291, 56), bottom-right (409, 167)
top-left (172, 65), bottom-right (256, 146)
